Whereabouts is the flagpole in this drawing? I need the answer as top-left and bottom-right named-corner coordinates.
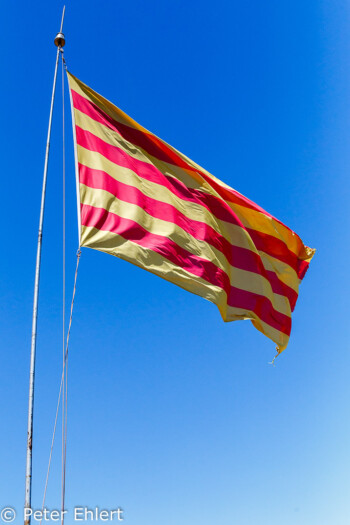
top-left (24, 8), bottom-right (66, 524)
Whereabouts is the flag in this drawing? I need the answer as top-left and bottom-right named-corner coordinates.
top-left (67, 72), bottom-right (315, 354)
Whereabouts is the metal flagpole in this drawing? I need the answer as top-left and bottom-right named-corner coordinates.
top-left (24, 7), bottom-right (66, 525)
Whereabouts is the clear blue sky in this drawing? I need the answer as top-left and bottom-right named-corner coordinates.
top-left (1, 1), bottom-right (350, 524)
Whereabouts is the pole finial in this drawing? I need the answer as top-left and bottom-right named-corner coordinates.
top-left (54, 32), bottom-right (65, 47)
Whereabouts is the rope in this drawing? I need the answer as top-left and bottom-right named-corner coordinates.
top-left (39, 374), bottom-right (64, 524)
top-left (39, 249), bottom-right (81, 525)
top-left (61, 248), bottom-right (82, 524)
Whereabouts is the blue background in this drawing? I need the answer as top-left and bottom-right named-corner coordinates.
top-left (1, 1), bottom-right (349, 524)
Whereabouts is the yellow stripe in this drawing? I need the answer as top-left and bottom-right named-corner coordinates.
top-left (69, 72), bottom-right (314, 263)
top-left (81, 224), bottom-right (228, 308)
top-left (227, 202), bottom-right (309, 258)
top-left (78, 144), bottom-right (301, 295)
top-left (81, 224), bottom-right (289, 352)
top-left (78, 145), bottom-right (255, 250)
top-left (180, 150), bottom-right (313, 261)
top-left (258, 252), bottom-right (300, 292)
top-left (69, 72), bottom-right (168, 143)
top-left (223, 304), bottom-right (289, 352)
top-left (250, 317), bottom-right (289, 353)
top-left (74, 110), bottom-right (304, 291)
top-left (74, 106), bottom-right (208, 192)
top-left (80, 184), bottom-right (292, 318)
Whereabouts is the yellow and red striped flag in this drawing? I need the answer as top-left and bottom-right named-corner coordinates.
top-left (68, 72), bottom-right (315, 355)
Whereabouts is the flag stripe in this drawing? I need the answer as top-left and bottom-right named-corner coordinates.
top-left (81, 203), bottom-right (292, 335)
top-left (74, 106), bottom-right (207, 191)
top-left (71, 87), bottom-right (312, 260)
top-left (75, 114), bottom-right (305, 296)
top-left (76, 125), bottom-right (306, 277)
top-left (74, 104), bottom-right (311, 268)
top-left (77, 143), bottom-right (301, 294)
top-left (75, 126), bottom-right (246, 229)
top-left (71, 89), bottom-right (276, 216)
top-left (72, 88), bottom-right (194, 171)
top-left (81, 223), bottom-right (291, 350)
top-left (79, 164), bottom-right (298, 310)
top-left (80, 184), bottom-right (291, 316)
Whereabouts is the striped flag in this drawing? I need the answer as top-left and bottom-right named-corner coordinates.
top-left (68, 72), bottom-right (315, 355)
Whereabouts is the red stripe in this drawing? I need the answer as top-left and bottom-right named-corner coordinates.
top-left (266, 270), bottom-right (298, 311)
top-left (80, 163), bottom-right (298, 310)
top-left (76, 125), bottom-right (304, 277)
top-left (249, 230), bottom-right (309, 280)
top-left (72, 89), bottom-right (191, 170)
top-left (76, 127), bottom-right (244, 226)
top-left (81, 203), bottom-right (292, 335)
top-left (71, 88), bottom-right (300, 234)
top-left (298, 260), bottom-right (309, 280)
